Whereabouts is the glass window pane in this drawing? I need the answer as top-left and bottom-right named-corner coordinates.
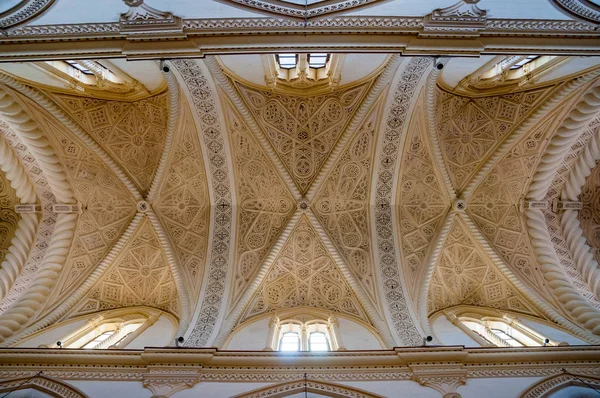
top-left (308, 53), bottom-right (328, 68)
top-left (491, 328), bottom-right (523, 347)
top-left (277, 54), bottom-right (297, 69)
top-left (510, 56), bottom-right (539, 70)
top-left (309, 332), bottom-right (329, 351)
top-left (65, 60), bottom-right (93, 75)
top-left (82, 331), bottom-right (114, 349)
top-left (280, 332), bottom-right (299, 351)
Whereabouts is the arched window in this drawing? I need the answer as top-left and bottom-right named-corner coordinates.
top-left (279, 332), bottom-right (300, 352)
top-left (309, 332), bottom-right (329, 351)
top-left (264, 53), bottom-right (343, 92)
top-left (268, 316), bottom-right (342, 352)
top-left (458, 315), bottom-right (548, 347)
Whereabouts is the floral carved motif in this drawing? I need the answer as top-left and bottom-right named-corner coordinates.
top-left (50, 92), bottom-right (169, 194)
top-left (468, 113), bottom-right (561, 292)
top-left (242, 217), bottom-right (368, 324)
top-left (436, 87), bottom-right (547, 192)
top-left (237, 82), bottom-right (368, 194)
top-left (428, 216), bottom-right (538, 315)
top-left (155, 98), bottom-right (210, 300)
top-left (35, 112), bottom-right (137, 305)
top-left (579, 157), bottom-right (600, 268)
top-left (313, 99), bottom-right (383, 304)
top-left (74, 217), bottom-right (179, 317)
top-left (397, 96), bottom-right (449, 299)
top-left (227, 104), bottom-right (296, 303)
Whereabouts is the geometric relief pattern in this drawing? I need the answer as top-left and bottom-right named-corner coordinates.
top-left (237, 82), bottom-right (369, 193)
top-left (468, 113), bottom-right (560, 292)
top-left (73, 217), bottom-right (179, 317)
top-left (428, 216), bottom-right (539, 316)
top-left (396, 97), bottom-right (449, 299)
top-left (155, 98), bottom-right (209, 300)
top-left (50, 92), bottom-right (169, 194)
top-left (227, 105), bottom-right (296, 304)
top-left (36, 112), bottom-right (137, 304)
top-left (436, 87), bottom-right (547, 191)
top-left (0, 168), bottom-right (21, 265)
top-left (312, 100), bottom-right (383, 305)
top-left (242, 217), bottom-right (368, 324)
top-left (580, 151), bottom-right (600, 266)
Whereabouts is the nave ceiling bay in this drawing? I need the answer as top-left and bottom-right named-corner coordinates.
top-left (0, 51), bottom-right (600, 349)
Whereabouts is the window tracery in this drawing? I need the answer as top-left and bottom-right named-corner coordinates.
top-left (444, 309), bottom-right (569, 348)
top-left (452, 55), bottom-right (567, 95)
top-left (266, 315), bottom-right (342, 352)
top-left (264, 53), bottom-right (343, 92)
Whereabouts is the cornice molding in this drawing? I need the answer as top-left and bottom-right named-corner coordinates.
top-left (0, 346), bottom-right (598, 383)
top-left (0, 17), bottom-right (599, 60)
top-left (222, 0), bottom-right (383, 20)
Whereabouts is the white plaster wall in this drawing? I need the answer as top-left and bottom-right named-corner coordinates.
top-left (16, 319), bottom-right (87, 348)
top-left (336, 318), bottom-right (383, 350)
top-left (518, 318), bottom-right (587, 346)
top-left (66, 380), bottom-right (151, 398)
top-left (7, 389), bottom-right (53, 398)
top-left (340, 380), bottom-right (440, 398)
top-left (458, 377), bottom-right (544, 398)
top-left (219, 55), bottom-right (267, 87)
top-left (124, 314), bottom-right (176, 349)
top-left (173, 382), bottom-right (273, 398)
top-left (440, 56), bottom-right (496, 89)
top-left (538, 57), bottom-right (600, 83)
top-left (431, 315), bottom-right (480, 347)
top-left (339, 54), bottom-right (388, 86)
top-left (550, 385), bottom-right (600, 397)
top-left (107, 59), bottom-right (165, 92)
top-left (226, 317), bottom-right (271, 350)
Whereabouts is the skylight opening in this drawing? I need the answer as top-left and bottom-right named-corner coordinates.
top-left (509, 56), bottom-right (539, 70)
top-left (65, 60), bottom-right (93, 75)
top-left (277, 54), bottom-right (297, 69)
top-left (491, 328), bottom-right (523, 347)
top-left (82, 331), bottom-right (114, 349)
top-left (308, 53), bottom-right (328, 69)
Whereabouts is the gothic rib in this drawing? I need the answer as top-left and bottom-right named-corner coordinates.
top-left (464, 212), bottom-right (600, 343)
top-left (0, 138), bottom-right (38, 303)
top-left (171, 59), bottom-right (235, 347)
top-left (373, 57), bottom-right (431, 346)
top-left (462, 68), bottom-right (600, 199)
top-left (307, 210), bottom-right (396, 348)
top-left (0, 212), bottom-right (144, 347)
top-left (305, 54), bottom-right (402, 200)
top-left (204, 56), bottom-right (301, 200)
top-left (146, 63), bottom-right (181, 203)
top-left (561, 124), bottom-right (600, 301)
top-left (0, 71), bottom-right (144, 202)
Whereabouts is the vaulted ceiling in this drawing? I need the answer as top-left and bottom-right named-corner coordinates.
top-left (0, 2), bottom-right (600, 350)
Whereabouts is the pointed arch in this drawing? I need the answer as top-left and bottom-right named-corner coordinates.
top-left (521, 373), bottom-right (600, 398)
top-left (232, 379), bottom-right (383, 398)
top-left (0, 374), bottom-right (87, 398)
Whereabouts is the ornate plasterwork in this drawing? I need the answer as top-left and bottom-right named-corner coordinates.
top-left (428, 216), bottom-right (539, 316)
top-left (0, 0), bottom-right (55, 29)
top-left (242, 217), bottom-right (369, 324)
top-left (222, 0), bottom-right (383, 20)
top-left (0, 169), bottom-right (21, 267)
top-left (375, 57), bottom-right (431, 346)
top-left (397, 95), bottom-right (450, 299)
top-left (73, 217), bottom-right (179, 317)
top-left (50, 92), bottom-right (169, 195)
top-left (313, 99), bottom-right (383, 305)
top-left (468, 112), bottom-right (563, 292)
top-left (551, 0), bottom-right (600, 24)
top-left (521, 373), bottom-right (600, 398)
top-left (234, 379), bottom-right (383, 398)
top-left (237, 82), bottom-right (369, 194)
top-left (171, 59), bottom-right (234, 347)
top-left (436, 87), bottom-right (547, 192)
top-left (0, 374), bottom-right (86, 398)
top-left (226, 103), bottom-right (296, 303)
top-left (36, 111), bottom-right (137, 306)
top-left (154, 96), bottom-right (210, 301)
top-left (578, 153), bottom-right (600, 267)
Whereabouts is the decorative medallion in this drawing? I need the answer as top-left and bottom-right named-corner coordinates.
top-left (0, 0), bottom-right (55, 29)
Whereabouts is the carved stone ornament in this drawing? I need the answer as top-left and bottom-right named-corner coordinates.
top-left (551, 0), bottom-right (600, 24)
top-left (0, 0), bottom-right (55, 29)
top-left (120, 0), bottom-right (184, 39)
top-left (222, 0), bottom-right (383, 20)
top-left (423, 0), bottom-right (487, 36)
